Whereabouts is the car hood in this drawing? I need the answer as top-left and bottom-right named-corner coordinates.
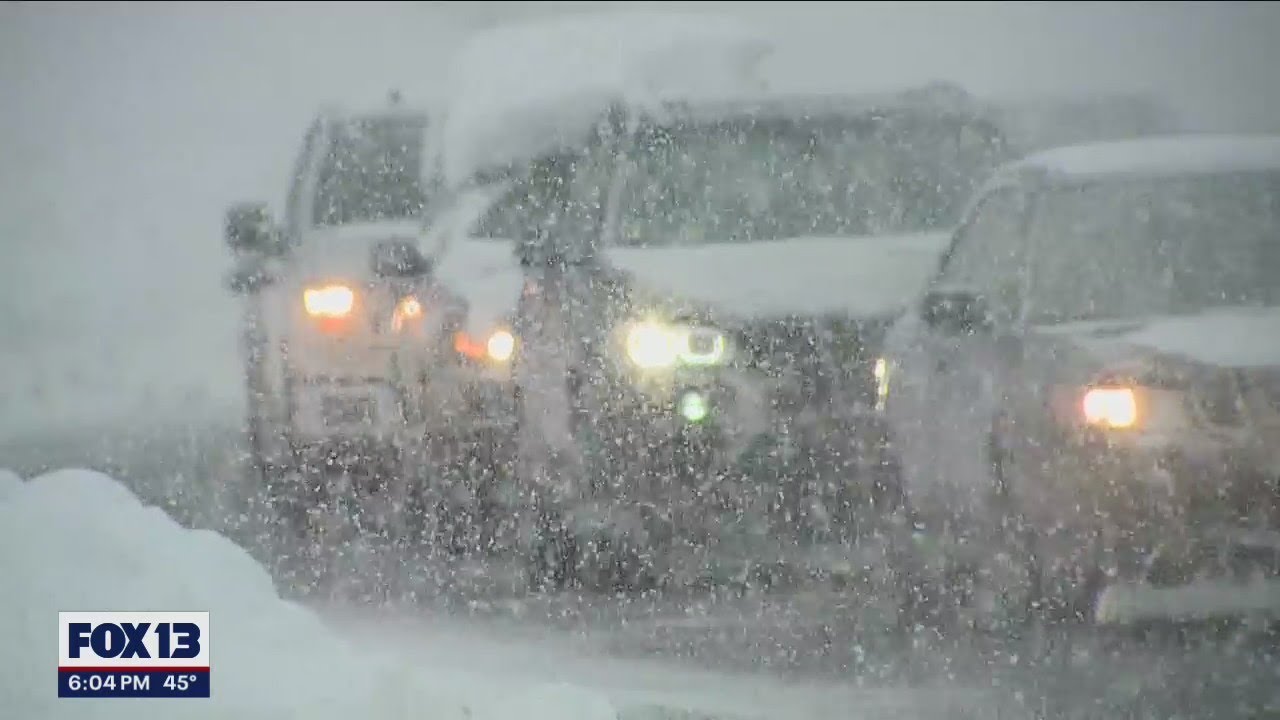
top-left (604, 232), bottom-right (950, 321)
top-left (1035, 305), bottom-right (1280, 370)
top-left (304, 223), bottom-right (952, 335)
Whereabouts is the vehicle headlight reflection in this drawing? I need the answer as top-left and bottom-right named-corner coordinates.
top-left (1082, 386), bottom-right (1139, 429)
top-left (624, 321), bottom-right (728, 369)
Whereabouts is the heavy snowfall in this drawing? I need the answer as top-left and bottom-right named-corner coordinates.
top-left (3, 3), bottom-right (1280, 719)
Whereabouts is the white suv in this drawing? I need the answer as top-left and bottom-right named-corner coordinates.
top-left (222, 97), bottom-right (516, 589)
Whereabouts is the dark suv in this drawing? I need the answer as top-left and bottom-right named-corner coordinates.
top-left (454, 89), bottom-right (1010, 593)
top-left (878, 134), bottom-right (1280, 631)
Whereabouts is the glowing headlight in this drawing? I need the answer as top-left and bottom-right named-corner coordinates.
top-left (625, 322), bottom-right (682, 369)
top-left (624, 321), bottom-right (728, 369)
top-left (681, 328), bottom-right (728, 366)
top-left (303, 284), bottom-right (355, 318)
top-left (486, 329), bottom-right (516, 362)
top-left (454, 329), bottom-right (517, 363)
top-left (1082, 387), bottom-right (1138, 429)
top-left (398, 296), bottom-right (422, 319)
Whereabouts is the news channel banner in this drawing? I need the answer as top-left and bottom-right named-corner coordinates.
top-left (58, 612), bottom-right (210, 698)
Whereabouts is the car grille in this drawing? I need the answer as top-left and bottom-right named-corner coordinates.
top-left (737, 313), bottom-right (888, 414)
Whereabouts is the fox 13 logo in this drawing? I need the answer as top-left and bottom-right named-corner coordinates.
top-left (58, 612), bottom-right (210, 698)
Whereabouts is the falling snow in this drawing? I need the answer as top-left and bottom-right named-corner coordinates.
top-left (4, 3), bottom-right (1280, 720)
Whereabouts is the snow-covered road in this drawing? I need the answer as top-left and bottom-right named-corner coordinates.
top-left (4, 433), bottom-right (1279, 720)
top-left (1, 464), bottom-right (1017, 720)
top-left (319, 603), bottom-right (1007, 720)
top-left (316, 595), bottom-right (1280, 720)
top-left (316, 583), bottom-right (1280, 720)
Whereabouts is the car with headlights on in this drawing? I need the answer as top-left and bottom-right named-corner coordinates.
top-left (221, 95), bottom-right (527, 589)
top-left (438, 13), bottom-right (1013, 593)
top-left (877, 134), bottom-right (1280, 633)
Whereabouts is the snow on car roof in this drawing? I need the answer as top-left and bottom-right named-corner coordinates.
top-left (999, 133), bottom-right (1280, 184)
top-left (671, 84), bottom-right (993, 125)
top-left (439, 10), bottom-right (773, 188)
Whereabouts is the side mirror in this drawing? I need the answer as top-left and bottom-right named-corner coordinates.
top-left (920, 288), bottom-right (993, 335)
top-left (371, 239), bottom-right (432, 278)
top-left (224, 202), bottom-right (280, 255)
top-left (223, 257), bottom-right (276, 295)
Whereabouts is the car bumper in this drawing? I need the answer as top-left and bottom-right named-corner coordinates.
top-left (286, 377), bottom-right (404, 445)
top-left (289, 436), bottom-right (399, 465)
top-left (445, 377), bottom-right (519, 433)
top-left (407, 363), bottom-right (519, 437)
top-left (1071, 429), bottom-right (1280, 538)
top-left (1039, 429), bottom-right (1280, 622)
top-left (277, 438), bottom-right (406, 505)
top-left (605, 370), bottom-right (892, 507)
top-left (1094, 570), bottom-right (1280, 625)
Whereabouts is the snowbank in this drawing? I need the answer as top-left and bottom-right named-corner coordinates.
top-left (0, 468), bottom-right (617, 720)
top-left (439, 10), bottom-right (773, 187)
top-left (0, 468), bottom-right (20, 500)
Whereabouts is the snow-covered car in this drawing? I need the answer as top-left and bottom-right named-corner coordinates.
top-left (221, 97), bottom-right (522, 583)
top-left (437, 12), bottom-right (1012, 592)
top-left (878, 134), bottom-right (1280, 632)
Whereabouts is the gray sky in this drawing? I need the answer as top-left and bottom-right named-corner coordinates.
top-left (2, 1), bottom-right (1278, 436)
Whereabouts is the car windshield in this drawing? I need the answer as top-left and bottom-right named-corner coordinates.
top-left (470, 109), bottom-right (1007, 244)
top-left (1027, 170), bottom-right (1280, 324)
top-left (609, 119), bottom-right (831, 245)
top-left (311, 114), bottom-right (432, 227)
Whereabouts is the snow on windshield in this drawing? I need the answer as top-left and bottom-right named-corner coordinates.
top-left (0, 468), bottom-right (617, 720)
top-left (439, 10), bottom-right (773, 188)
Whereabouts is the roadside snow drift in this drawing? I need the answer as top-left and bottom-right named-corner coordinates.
top-left (0, 468), bottom-right (20, 500)
top-left (0, 468), bottom-right (617, 720)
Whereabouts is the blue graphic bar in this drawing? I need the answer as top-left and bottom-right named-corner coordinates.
top-left (58, 669), bottom-right (210, 698)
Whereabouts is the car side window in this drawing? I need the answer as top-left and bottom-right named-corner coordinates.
top-left (936, 186), bottom-right (1028, 324)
